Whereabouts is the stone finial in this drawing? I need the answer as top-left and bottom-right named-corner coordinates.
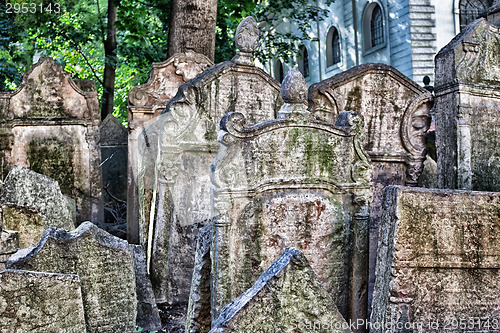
top-left (232, 17), bottom-right (259, 66)
top-left (277, 68), bottom-right (310, 119)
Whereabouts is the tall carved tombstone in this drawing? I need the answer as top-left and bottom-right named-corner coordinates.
top-left (137, 17), bottom-right (282, 305)
top-left (211, 68), bottom-right (372, 329)
top-left (7, 222), bottom-right (137, 333)
top-left (434, 11), bottom-right (500, 192)
top-left (127, 51), bottom-right (213, 244)
top-left (308, 64), bottom-right (433, 307)
top-left (371, 186), bottom-right (500, 333)
top-left (0, 57), bottom-right (103, 223)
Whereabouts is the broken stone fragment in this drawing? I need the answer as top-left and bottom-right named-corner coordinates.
top-left (210, 247), bottom-right (352, 333)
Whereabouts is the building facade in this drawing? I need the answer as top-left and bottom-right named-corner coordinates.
top-left (266, 0), bottom-right (494, 85)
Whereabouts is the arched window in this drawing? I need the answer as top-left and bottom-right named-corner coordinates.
top-left (274, 59), bottom-right (284, 83)
top-left (298, 46), bottom-right (310, 78)
top-left (371, 5), bottom-right (384, 47)
top-left (363, 3), bottom-right (386, 51)
top-left (459, 0), bottom-right (493, 30)
top-left (326, 27), bottom-right (341, 67)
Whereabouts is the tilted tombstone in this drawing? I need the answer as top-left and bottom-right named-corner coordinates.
top-left (127, 51), bottom-right (213, 243)
top-left (434, 12), bottom-right (500, 192)
top-left (7, 222), bottom-right (137, 333)
top-left (211, 68), bottom-right (372, 326)
top-left (308, 63), bottom-right (433, 306)
top-left (371, 186), bottom-right (500, 333)
top-left (0, 57), bottom-right (103, 223)
top-left (0, 269), bottom-right (86, 333)
top-left (210, 248), bottom-right (352, 333)
top-left (136, 17), bottom-right (282, 304)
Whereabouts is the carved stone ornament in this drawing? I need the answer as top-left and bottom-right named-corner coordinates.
top-left (232, 16), bottom-right (259, 66)
top-left (173, 50), bottom-right (213, 82)
top-left (277, 68), bottom-right (310, 119)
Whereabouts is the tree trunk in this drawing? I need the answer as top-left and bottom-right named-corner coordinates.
top-left (167, 0), bottom-right (218, 61)
top-left (101, 0), bottom-right (117, 120)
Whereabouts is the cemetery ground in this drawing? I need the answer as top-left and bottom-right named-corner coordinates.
top-left (0, 4), bottom-right (500, 333)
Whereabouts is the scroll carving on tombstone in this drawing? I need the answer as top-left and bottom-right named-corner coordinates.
top-left (211, 68), bottom-right (372, 326)
top-left (135, 16), bottom-right (282, 305)
top-left (0, 57), bottom-right (103, 224)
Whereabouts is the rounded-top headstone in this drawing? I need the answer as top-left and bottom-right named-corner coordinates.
top-left (280, 68), bottom-right (308, 104)
top-left (235, 17), bottom-right (259, 53)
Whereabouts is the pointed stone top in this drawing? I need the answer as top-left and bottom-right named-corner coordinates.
top-left (277, 68), bottom-right (309, 119)
top-left (232, 17), bottom-right (259, 66)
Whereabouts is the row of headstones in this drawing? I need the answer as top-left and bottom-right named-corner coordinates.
top-left (0, 7), bottom-right (498, 332)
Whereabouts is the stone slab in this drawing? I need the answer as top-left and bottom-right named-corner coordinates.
top-left (7, 222), bottom-right (137, 333)
top-left (210, 247), bottom-right (352, 333)
top-left (0, 269), bottom-right (86, 333)
top-left (371, 186), bottom-right (500, 333)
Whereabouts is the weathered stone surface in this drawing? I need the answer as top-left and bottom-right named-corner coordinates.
top-left (308, 63), bottom-right (433, 311)
top-left (434, 17), bottom-right (500, 192)
top-left (1, 203), bottom-right (45, 248)
top-left (7, 221), bottom-right (137, 333)
top-left (137, 17), bottom-right (283, 305)
top-left (211, 70), bottom-right (372, 325)
top-left (0, 57), bottom-right (103, 223)
top-left (127, 51), bottom-right (213, 244)
top-left (1, 166), bottom-right (75, 232)
top-left (185, 225), bottom-right (213, 333)
top-left (417, 155), bottom-right (438, 188)
top-left (0, 229), bottom-right (18, 270)
top-left (210, 248), bottom-right (352, 333)
top-left (371, 186), bottom-right (500, 333)
top-left (0, 269), bottom-right (86, 333)
top-left (131, 244), bottom-right (162, 331)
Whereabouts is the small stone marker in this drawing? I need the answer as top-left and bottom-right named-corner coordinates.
top-left (0, 269), bottom-right (86, 333)
top-left (131, 244), bottom-right (162, 331)
top-left (185, 225), bottom-right (213, 333)
top-left (7, 221), bottom-right (137, 333)
top-left (0, 166), bottom-right (76, 231)
top-left (210, 248), bottom-right (352, 333)
top-left (371, 186), bottom-right (500, 333)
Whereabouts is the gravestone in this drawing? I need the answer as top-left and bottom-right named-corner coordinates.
top-left (138, 17), bottom-right (282, 304)
top-left (0, 57), bottom-right (103, 223)
top-left (0, 229), bottom-right (18, 270)
top-left (127, 50), bottom-right (213, 244)
top-left (100, 114), bottom-right (127, 236)
top-left (308, 63), bottom-right (433, 310)
top-left (1, 203), bottom-right (45, 248)
top-left (371, 186), bottom-right (500, 333)
top-left (211, 68), bottom-right (372, 328)
top-left (434, 13), bottom-right (500, 192)
top-left (1, 166), bottom-right (76, 232)
top-left (131, 244), bottom-right (162, 331)
top-left (0, 270), bottom-right (86, 333)
top-left (7, 221), bottom-right (137, 333)
top-left (210, 248), bottom-right (352, 333)
top-left (185, 225), bottom-right (213, 333)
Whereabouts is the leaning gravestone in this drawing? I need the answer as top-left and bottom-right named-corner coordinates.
top-left (1, 166), bottom-right (76, 232)
top-left (7, 221), bottom-right (137, 333)
top-left (308, 63), bottom-right (433, 309)
top-left (210, 248), bottom-right (352, 333)
top-left (0, 269), bottom-right (86, 333)
top-left (137, 17), bottom-right (282, 305)
top-left (0, 57), bottom-right (103, 223)
top-left (371, 186), bottom-right (500, 333)
top-left (434, 12), bottom-right (500, 192)
top-left (127, 50), bottom-right (212, 244)
top-left (211, 68), bottom-right (372, 325)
